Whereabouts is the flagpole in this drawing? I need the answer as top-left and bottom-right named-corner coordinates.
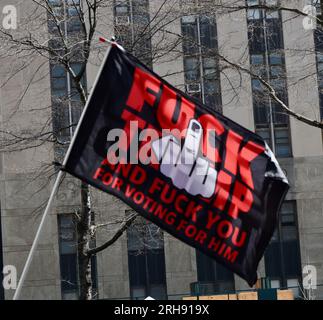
top-left (13, 40), bottom-right (115, 300)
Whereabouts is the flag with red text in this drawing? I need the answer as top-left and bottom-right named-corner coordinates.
top-left (64, 45), bottom-right (289, 286)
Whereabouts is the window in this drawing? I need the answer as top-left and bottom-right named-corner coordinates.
top-left (195, 250), bottom-right (235, 294)
top-left (50, 63), bottom-right (86, 101)
top-left (127, 214), bottom-right (167, 300)
top-left (51, 65), bottom-right (67, 98)
top-left (68, 10), bottom-right (82, 33)
top-left (48, 0), bottom-right (82, 34)
top-left (264, 201), bottom-right (302, 297)
top-left (70, 63), bottom-right (87, 102)
top-left (58, 214), bottom-right (98, 300)
top-left (247, 0), bottom-right (292, 157)
top-left (181, 7), bottom-right (222, 112)
top-left (115, 2), bottom-right (129, 15)
top-left (50, 62), bottom-right (86, 146)
top-left (246, 0), bottom-right (279, 20)
top-left (114, 0), bottom-right (152, 67)
top-left (58, 214), bottom-right (78, 299)
top-left (47, 0), bottom-right (86, 161)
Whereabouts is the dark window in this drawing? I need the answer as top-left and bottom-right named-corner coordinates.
top-left (264, 201), bottom-right (302, 297)
top-left (50, 62), bottom-right (86, 148)
top-left (181, 9), bottom-right (222, 112)
top-left (67, 2), bottom-right (82, 33)
top-left (195, 250), bottom-right (235, 295)
top-left (70, 63), bottom-right (87, 102)
top-left (127, 214), bottom-right (167, 300)
top-left (58, 214), bottom-right (78, 299)
top-left (247, 0), bottom-right (292, 157)
top-left (50, 62), bottom-right (86, 103)
top-left (114, 0), bottom-right (152, 67)
top-left (51, 64), bottom-right (67, 98)
top-left (48, 0), bottom-right (82, 35)
top-left (47, 1), bottom-right (87, 161)
top-left (58, 214), bottom-right (98, 300)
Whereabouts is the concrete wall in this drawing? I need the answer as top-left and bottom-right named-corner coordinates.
top-left (282, 0), bottom-right (323, 158)
top-left (0, 0), bottom-right (61, 299)
top-left (217, 0), bottom-right (255, 131)
top-left (281, 156), bottom-right (323, 299)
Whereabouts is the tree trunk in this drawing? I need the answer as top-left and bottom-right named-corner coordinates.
top-left (77, 181), bottom-right (93, 300)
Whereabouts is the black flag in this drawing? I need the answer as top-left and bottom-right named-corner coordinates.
top-left (64, 45), bottom-right (289, 286)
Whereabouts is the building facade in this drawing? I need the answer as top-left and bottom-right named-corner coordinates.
top-left (0, 0), bottom-right (323, 300)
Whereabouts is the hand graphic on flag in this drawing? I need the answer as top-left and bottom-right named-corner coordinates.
top-left (152, 119), bottom-right (218, 198)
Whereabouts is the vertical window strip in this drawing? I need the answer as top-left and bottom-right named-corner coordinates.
top-left (57, 213), bottom-right (98, 300)
top-left (47, 0), bottom-right (87, 160)
top-left (114, 0), bottom-right (152, 67)
top-left (58, 214), bottom-right (79, 300)
top-left (181, 10), bottom-right (222, 112)
top-left (246, 0), bottom-right (292, 157)
top-left (195, 250), bottom-right (235, 295)
top-left (264, 201), bottom-right (302, 296)
top-left (126, 213), bottom-right (167, 300)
